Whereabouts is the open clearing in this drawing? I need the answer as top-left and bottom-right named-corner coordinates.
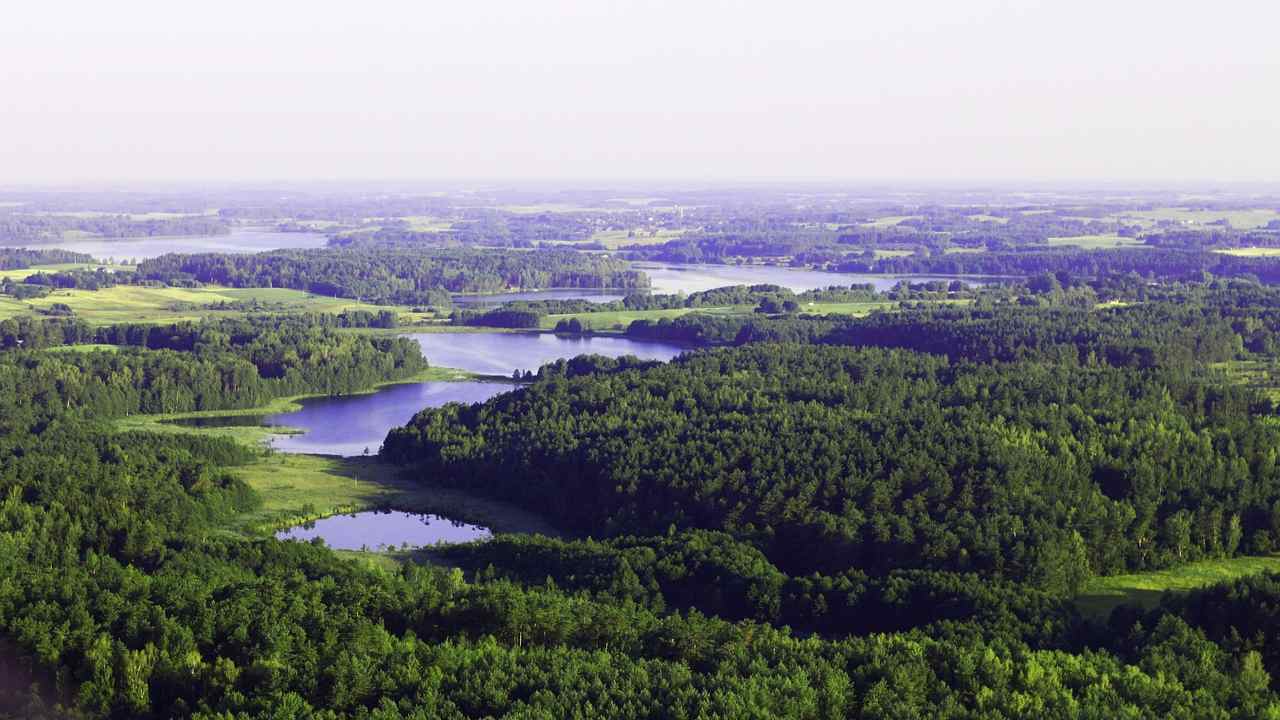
top-left (861, 215), bottom-right (919, 228)
top-left (1215, 247), bottom-right (1280, 257)
top-left (0, 262), bottom-right (133, 280)
top-left (595, 228), bottom-right (685, 249)
top-left (229, 453), bottom-right (560, 538)
top-left (0, 283), bottom-right (398, 324)
top-left (1045, 234), bottom-right (1146, 249)
top-left (539, 301), bottom-right (896, 332)
top-left (1076, 555), bottom-right (1280, 617)
top-left (1112, 208), bottom-right (1280, 230)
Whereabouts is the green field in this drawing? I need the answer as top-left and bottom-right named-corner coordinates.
top-left (1112, 208), bottom-right (1280, 230)
top-left (1045, 234), bottom-right (1147, 249)
top-left (401, 216), bottom-right (454, 232)
top-left (0, 283), bottom-right (401, 324)
top-left (861, 215), bottom-right (919, 228)
top-left (540, 301), bottom-right (899, 332)
top-left (592, 228), bottom-right (684, 249)
top-left (1216, 247), bottom-right (1280, 257)
top-left (1076, 556), bottom-right (1280, 617)
top-left (228, 453), bottom-right (559, 538)
top-left (798, 301), bottom-right (896, 316)
top-left (0, 262), bottom-right (133, 280)
top-left (43, 343), bottom-right (120, 353)
top-left (539, 307), bottom-right (703, 331)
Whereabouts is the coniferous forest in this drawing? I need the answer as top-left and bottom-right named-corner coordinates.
top-left (9, 186), bottom-right (1280, 718)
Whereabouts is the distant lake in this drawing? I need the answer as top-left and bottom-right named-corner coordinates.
top-left (179, 333), bottom-right (686, 457)
top-left (633, 262), bottom-right (998, 294)
top-left (9, 227), bottom-right (329, 262)
top-left (406, 331), bottom-right (685, 377)
top-left (277, 510), bottom-right (491, 550)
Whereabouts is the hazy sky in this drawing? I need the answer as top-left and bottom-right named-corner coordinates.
top-left (2, 0), bottom-right (1277, 184)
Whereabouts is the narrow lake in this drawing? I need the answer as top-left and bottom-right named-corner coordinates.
top-left (407, 331), bottom-right (685, 377)
top-left (213, 332), bottom-right (686, 456)
top-left (266, 379), bottom-right (517, 456)
top-left (633, 262), bottom-right (998, 294)
top-left (12, 227), bottom-right (329, 261)
top-left (276, 510), bottom-right (491, 550)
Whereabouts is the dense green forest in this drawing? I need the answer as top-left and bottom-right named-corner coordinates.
top-left (0, 247), bottom-right (94, 270)
top-left (133, 248), bottom-right (648, 305)
top-left (0, 215), bottom-right (229, 244)
top-left (14, 206), bottom-right (1280, 715)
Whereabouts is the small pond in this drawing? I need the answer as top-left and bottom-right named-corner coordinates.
top-left (276, 510), bottom-right (491, 550)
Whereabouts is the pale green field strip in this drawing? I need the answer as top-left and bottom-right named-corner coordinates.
top-left (593, 228), bottom-right (685, 249)
top-left (0, 262), bottom-right (134, 280)
top-left (400, 216), bottom-right (455, 232)
top-left (1076, 555), bottom-right (1280, 617)
top-left (536, 302), bottom-right (895, 332)
top-left (229, 453), bottom-right (560, 539)
top-left (0, 283), bottom-right (399, 324)
top-left (1215, 247), bottom-right (1280, 257)
top-left (1045, 234), bottom-right (1146, 249)
top-left (1113, 208), bottom-right (1280, 230)
top-left (43, 343), bottom-right (120, 353)
top-left (860, 213), bottom-right (921, 225)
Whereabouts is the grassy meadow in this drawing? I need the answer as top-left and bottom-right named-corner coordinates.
top-left (0, 282), bottom-right (402, 324)
top-left (1076, 556), bottom-right (1280, 617)
top-left (228, 453), bottom-right (560, 538)
top-left (593, 228), bottom-right (685, 249)
top-left (1111, 208), bottom-right (1280, 230)
top-left (1215, 247), bottom-right (1280, 257)
top-left (1045, 234), bottom-right (1147, 249)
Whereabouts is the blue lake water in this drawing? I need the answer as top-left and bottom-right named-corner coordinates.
top-left (265, 379), bottom-right (518, 456)
top-left (242, 332), bottom-right (685, 456)
top-left (407, 331), bottom-right (684, 377)
top-left (276, 510), bottom-right (491, 550)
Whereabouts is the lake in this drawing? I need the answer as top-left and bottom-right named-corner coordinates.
top-left (266, 379), bottom-right (517, 456)
top-left (407, 331), bottom-right (685, 377)
top-left (249, 332), bottom-right (684, 456)
top-left (277, 510), bottom-right (491, 550)
top-left (11, 227), bottom-right (329, 262)
top-left (633, 262), bottom-right (997, 294)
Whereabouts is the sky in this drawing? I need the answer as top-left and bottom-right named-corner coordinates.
top-left (1, 0), bottom-right (1277, 185)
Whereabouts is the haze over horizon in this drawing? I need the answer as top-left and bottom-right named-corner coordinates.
top-left (3, 0), bottom-right (1277, 185)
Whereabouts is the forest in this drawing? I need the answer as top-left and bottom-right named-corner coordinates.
top-left (11, 188), bottom-right (1280, 717)
top-left (134, 248), bottom-right (648, 305)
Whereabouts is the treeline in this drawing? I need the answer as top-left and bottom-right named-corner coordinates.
top-left (433, 529), bottom-right (1080, 644)
top-left (3, 418), bottom-right (1278, 718)
top-left (135, 248), bottom-right (648, 305)
top-left (0, 247), bottom-right (94, 269)
top-left (856, 246), bottom-right (1280, 282)
top-left (0, 317), bottom-right (427, 425)
top-left (456, 284), bottom-right (902, 332)
top-left (625, 280), bottom-right (1280, 375)
top-left (382, 343), bottom-right (1278, 592)
top-left (0, 214), bottom-right (229, 244)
